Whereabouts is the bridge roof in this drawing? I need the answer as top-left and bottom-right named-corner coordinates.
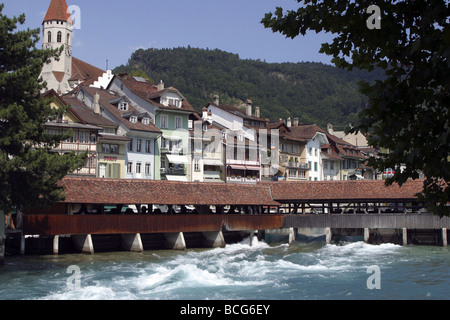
top-left (59, 177), bottom-right (280, 206)
top-left (266, 179), bottom-right (425, 202)
top-left (58, 178), bottom-right (425, 207)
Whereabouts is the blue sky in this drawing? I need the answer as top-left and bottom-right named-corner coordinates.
top-left (2, 0), bottom-right (334, 70)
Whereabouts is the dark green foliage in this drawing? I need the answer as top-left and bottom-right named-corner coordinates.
top-left (114, 47), bottom-right (382, 129)
top-left (262, 0), bottom-right (450, 216)
top-left (0, 5), bottom-right (85, 212)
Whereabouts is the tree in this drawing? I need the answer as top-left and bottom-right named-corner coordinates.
top-left (0, 5), bottom-right (85, 215)
top-left (262, 0), bottom-right (450, 217)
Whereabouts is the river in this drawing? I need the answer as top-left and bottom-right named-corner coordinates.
top-left (0, 237), bottom-right (449, 301)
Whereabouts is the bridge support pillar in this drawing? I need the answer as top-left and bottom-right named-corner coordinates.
top-left (121, 233), bottom-right (144, 252)
top-left (20, 233), bottom-right (25, 255)
top-left (402, 228), bottom-right (408, 246)
top-left (0, 210), bottom-right (4, 265)
top-left (442, 228), bottom-right (447, 247)
top-left (265, 228), bottom-right (296, 245)
top-left (53, 235), bottom-right (59, 255)
top-left (364, 228), bottom-right (370, 244)
top-left (72, 234), bottom-right (94, 254)
top-left (326, 228), bottom-right (332, 244)
top-left (202, 231), bottom-right (226, 248)
top-left (164, 232), bottom-right (186, 250)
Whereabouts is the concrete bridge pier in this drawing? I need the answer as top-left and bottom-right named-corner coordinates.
top-left (164, 232), bottom-right (186, 250)
top-left (121, 233), bottom-right (144, 252)
top-left (442, 228), bottom-right (447, 247)
top-left (326, 228), bottom-right (332, 244)
top-left (72, 234), bottom-right (94, 254)
top-left (0, 212), bottom-right (4, 265)
top-left (265, 228), bottom-right (296, 244)
top-left (202, 231), bottom-right (226, 248)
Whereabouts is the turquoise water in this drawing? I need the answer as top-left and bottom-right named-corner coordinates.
top-left (0, 237), bottom-right (449, 300)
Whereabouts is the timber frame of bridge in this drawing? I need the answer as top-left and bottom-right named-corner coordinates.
top-left (3, 177), bottom-right (450, 259)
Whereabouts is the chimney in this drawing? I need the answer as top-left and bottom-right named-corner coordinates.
top-left (202, 107), bottom-right (208, 120)
top-left (93, 92), bottom-right (100, 114)
top-left (157, 80), bottom-right (164, 91)
top-left (287, 117), bottom-right (292, 128)
top-left (293, 117), bottom-right (299, 126)
top-left (255, 107), bottom-right (261, 118)
top-left (213, 94), bottom-right (220, 106)
top-left (327, 123), bottom-right (334, 133)
top-left (245, 99), bottom-right (252, 117)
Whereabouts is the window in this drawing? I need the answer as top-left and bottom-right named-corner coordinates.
top-left (194, 158), bottom-right (200, 172)
top-left (130, 116), bottom-right (137, 124)
top-left (136, 139), bottom-right (142, 152)
top-left (127, 162), bottom-right (133, 174)
top-left (102, 144), bottom-right (119, 154)
top-left (289, 170), bottom-right (297, 178)
top-left (66, 33), bottom-right (70, 44)
top-left (47, 31), bottom-right (52, 43)
top-left (330, 161), bottom-right (334, 170)
top-left (136, 162), bottom-right (142, 174)
top-left (145, 163), bottom-right (151, 176)
top-left (79, 131), bottom-right (90, 144)
top-left (323, 161), bottom-right (328, 170)
top-left (314, 162), bottom-right (318, 172)
top-left (175, 116), bottom-right (183, 129)
top-left (119, 102), bottom-right (128, 111)
top-left (57, 31), bottom-right (62, 43)
top-left (128, 139), bottom-right (133, 152)
top-left (142, 118), bottom-right (150, 125)
top-left (72, 130), bottom-right (79, 143)
top-left (160, 115), bottom-right (168, 129)
top-left (146, 140), bottom-right (152, 153)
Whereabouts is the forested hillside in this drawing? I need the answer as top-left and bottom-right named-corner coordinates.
top-left (114, 47), bottom-right (382, 129)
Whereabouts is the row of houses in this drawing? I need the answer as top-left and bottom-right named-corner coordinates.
top-left (43, 79), bottom-right (379, 184)
top-left (39, 0), bottom-right (381, 184)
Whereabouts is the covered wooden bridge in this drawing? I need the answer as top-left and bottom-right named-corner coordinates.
top-left (6, 177), bottom-right (448, 256)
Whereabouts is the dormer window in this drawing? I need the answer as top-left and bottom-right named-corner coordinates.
top-left (130, 116), bottom-right (137, 123)
top-left (142, 118), bottom-right (150, 125)
top-left (119, 102), bottom-right (129, 111)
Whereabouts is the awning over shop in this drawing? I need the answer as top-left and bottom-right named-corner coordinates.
top-left (166, 154), bottom-right (189, 164)
top-left (203, 159), bottom-right (223, 166)
top-left (229, 165), bottom-right (246, 170)
top-left (166, 175), bottom-right (188, 182)
top-left (244, 165), bottom-right (260, 171)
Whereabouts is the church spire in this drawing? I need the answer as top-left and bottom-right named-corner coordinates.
top-left (43, 0), bottom-right (73, 24)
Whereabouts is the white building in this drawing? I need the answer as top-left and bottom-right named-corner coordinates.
top-left (77, 86), bottom-right (162, 180)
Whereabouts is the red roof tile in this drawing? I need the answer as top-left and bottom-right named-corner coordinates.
top-left (59, 177), bottom-right (280, 206)
top-left (266, 179), bottom-right (425, 202)
top-left (43, 0), bottom-right (73, 23)
top-left (71, 57), bottom-right (105, 83)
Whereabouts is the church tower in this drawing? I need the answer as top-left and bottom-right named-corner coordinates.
top-left (40, 0), bottom-right (73, 94)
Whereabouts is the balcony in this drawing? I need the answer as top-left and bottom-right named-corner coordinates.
top-left (287, 161), bottom-right (310, 170)
top-left (161, 167), bottom-right (186, 176)
top-left (53, 142), bottom-right (97, 153)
